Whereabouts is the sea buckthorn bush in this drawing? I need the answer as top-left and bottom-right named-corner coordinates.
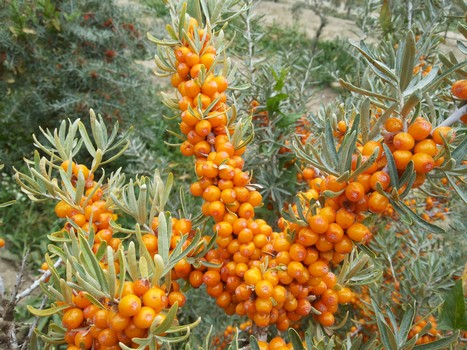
top-left (0, 1), bottom-right (466, 350)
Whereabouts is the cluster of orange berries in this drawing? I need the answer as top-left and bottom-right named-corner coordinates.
top-left (256, 336), bottom-right (293, 350)
top-left (306, 116), bottom-right (456, 229)
top-left (383, 116), bottom-right (454, 187)
top-left (251, 100), bottom-right (269, 128)
top-left (409, 315), bottom-right (441, 345)
top-left (168, 18), bottom-right (363, 332)
top-left (144, 216), bottom-right (196, 259)
top-left (61, 280), bottom-right (184, 350)
top-left (212, 324), bottom-right (237, 350)
top-left (213, 322), bottom-right (293, 350)
top-left (49, 161), bottom-right (197, 349)
top-left (413, 55), bottom-right (433, 76)
top-left (54, 161), bottom-right (121, 252)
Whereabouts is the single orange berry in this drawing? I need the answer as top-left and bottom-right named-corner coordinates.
top-left (345, 182), bottom-right (365, 202)
top-left (385, 117), bottom-right (403, 132)
top-left (393, 132), bottom-right (415, 151)
top-left (62, 308), bottom-right (84, 330)
top-left (451, 79), bottom-right (467, 99)
top-left (412, 152), bottom-right (435, 173)
top-left (408, 117), bottom-right (432, 141)
top-left (432, 126), bottom-right (455, 145)
top-left (118, 294), bottom-right (142, 317)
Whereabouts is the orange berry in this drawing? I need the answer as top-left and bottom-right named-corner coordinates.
top-left (142, 287), bottom-right (168, 312)
top-left (334, 236), bottom-right (353, 254)
top-left (345, 182), bottom-right (366, 202)
top-left (133, 279), bottom-right (150, 297)
top-left (408, 118), bottom-right (432, 141)
top-left (385, 117), bottom-right (403, 132)
top-left (307, 214), bottom-right (329, 234)
top-left (393, 150), bottom-right (413, 170)
top-left (297, 227), bottom-right (319, 247)
top-left (368, 191), bottom-right (389, 213)
top-left (362, 140), bottom-right (383, 159)
top-left (74, 330), bottom-right (93, 349)
top-left (451, 79), bottom-right (467, 99)
top-left (255, 280), bottom-right (274, 299)
top-left (92, 309), bottom-right (108, 329)
top-left (244, 268), bottom-right (262, 285)
top-left (200, 53), bottom-right (216, 69)
top-left (412, 152), bottom-right (435, 173)
top-left (325, 223), bottom-right (344, 243)
top-left (118, 294), bottom-right (141, 317)
top-left (73, 164), bottom-right (90, 179)
top-left (174, 46), bottom-right (190, 63)
top-left (337, 287), bottom-right (353, 304)
top-left (318, 311), bottom-right (335, 327)
top-left (98, 328), bottom-right (118, 346)
top-left (189, 270), bottom-right (204, 288)
top-left (62, 308), bottom-right (84, 330)
top-left (346, 223), bottom-right (370, 242)
top-left (432, 126), bottom-right (455, 145)
top-left (142, 233), bottom-right (158, 252)
top-left (107, 311), bottom-right (130, 332)
top-left (168, 291), bottom-right (187, 307)
top-left (337, 120), bottom-right (347, 134)
top-left (308, 261), bottom-right (329, 278)
top-left (393, 132), bottom-right (415, 151)
top-left (324, 175), bottom-right (347, 192)
top-left (289, 243), bottom-right (307, 262)
top-left (185, 52), bottom-right (200, 67)
top-left (414, 139), bottom-right (438, 157)
top-left (214, 76), bottom-right (228, 92)
top-left (73, 291), bottom-right (91, 309)
top-left (61, 160), bottom-right (76, 173)
top-left (336, 208), bottom-right (355, 229)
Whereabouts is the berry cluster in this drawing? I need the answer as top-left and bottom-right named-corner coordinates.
top-left (383, 116), bottom-right (454, 187)
top-left (54, 161), bottom-right (121, 253)
top-left (168, 18), bottom-right (362, 331)
top-left (50, 161), bottom-right (193, 349)
top-left (61, 281), bottom-right (181, 349)
top-left (409, 315), bottom-right (441, 345)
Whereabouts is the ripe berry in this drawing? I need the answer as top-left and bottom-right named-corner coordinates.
top-left (451, 79), bottom-right (467, 99)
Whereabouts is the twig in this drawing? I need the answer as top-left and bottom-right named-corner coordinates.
top-left (437, 104), bottom-right (467, 128)
top-left (244, 0), bottom-right (258, 86)
top-left (15, 258), bottom-right (63, 302)
top-left (387, 252), bottom-right (399, 286)
top-left (252, 324), bottom-right (268, 342)
top-left (3, 249), bottom-right (30, 350)
top-left (20, 295), bottom-right (48, 350)
top-left (8, 322), bottom-right (18, 350)
top-left (5, 249), bottom-right (30, 321)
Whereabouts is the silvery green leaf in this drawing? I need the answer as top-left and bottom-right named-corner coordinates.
top-left (339, 79), bottom-right (397, 101)
top-left (399, 30), bottom-right (416, 91)
top-left (401, 90), bottom-right (421, 118)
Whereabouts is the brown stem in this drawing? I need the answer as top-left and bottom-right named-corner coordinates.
top-left (5, 249), bottom-right (29, 321)
top-left (15, 258), bottom-right (62, 302)
top-left (20, 296), bottom-right (48, 350)
top-left (252, 324), bottom-right (268, 342)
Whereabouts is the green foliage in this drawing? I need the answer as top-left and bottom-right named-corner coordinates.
top-left (0, 0), bottom-right (168, 172)
top-left (313, 39), bottom-right (360, 86)
top-left (439, 281), bottom-right (467, 331)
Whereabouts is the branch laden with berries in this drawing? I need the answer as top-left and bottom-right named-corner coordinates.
top-left (12, 111), bottom-right (210, 350)
top-left (147, 0), bottom-right (466, 349)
